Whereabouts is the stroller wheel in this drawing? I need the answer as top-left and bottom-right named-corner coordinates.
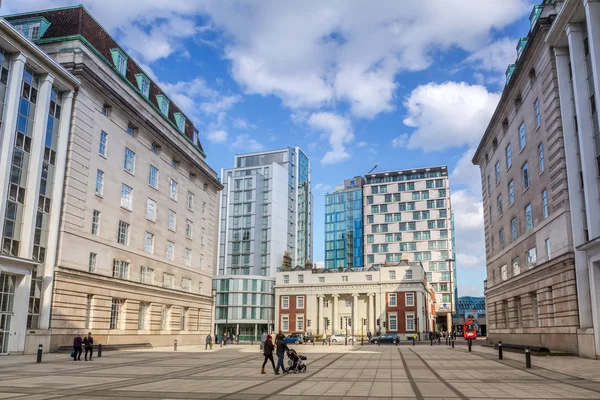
top-left (294, 369), bottom-right (299, 374)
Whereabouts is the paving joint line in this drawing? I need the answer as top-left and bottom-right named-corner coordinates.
top-left (396, 348), bottom-right (423, 400)
top-left (407, 347), bottom-right (469, 400)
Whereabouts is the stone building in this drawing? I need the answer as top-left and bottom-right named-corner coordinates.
top-left (472, 2), bottom-right (591, 356)
top-left (0, 19), bottom-right (78, 355)
top-left (274, 262), bottom-right (436, 339)
top-left (5, 5), bottom-right (222, 352)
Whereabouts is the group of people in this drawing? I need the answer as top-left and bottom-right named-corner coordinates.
top-left (72, 332), bottom-right (94, 361)
top-left (204, 332), bottom-right (237, 350)
top-left (260, 330), bottom-right (289, 375)
top-left (428, 330), bottom-right (455, 344)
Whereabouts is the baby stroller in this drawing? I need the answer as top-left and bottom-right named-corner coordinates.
top-left (285, 348), bottom-right (307, 373)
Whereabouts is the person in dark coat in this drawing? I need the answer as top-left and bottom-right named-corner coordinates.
top-left (261, 335), bottom-right (275, 374)
top-left (83, 332), bottom-right (94, 361)
top-left (274, 337), bottom-right (289, 375)
top-left (73, 335), bottom-right (83, 361)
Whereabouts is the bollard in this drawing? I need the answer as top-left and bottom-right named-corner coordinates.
top-left (237, 336), bottom-right (239, 345)
top-left (451, 338), bottom-right (454, 348)
top-left (498, 341), bottom-right (503, 360)
top-left (378, 340), bottom-right (380, 347)
top-left (395, 339), bottom-right (398, 346)
top-left (36, 344), bottom-right (43, 363)
top-left (430, 339), bottom-right (433, 346)
top-left (468, 339), bottom-right (472, 352)
top-left (361, 337), bottom-right (364, 346)
top-left (98, 344), bottom-right (102, 358)
top-left (525, 347), bottom-right (531, 368)
top-left (251, 338), bottom-right (254, 346)
top-left (174, 339), bottom-right (177, 351)
top-left (446, 337), bottom-right (448, 346)
top-left (412, 337), bottom-right (415, 346)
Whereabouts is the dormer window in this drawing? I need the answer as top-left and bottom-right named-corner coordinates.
top-left (11, 18), bottom-right (50, 41)
top-left (516, 37), bottom-right (528, 60)
top-left (174, 112), bottom-right (186, 133)
top-left (505, 64), bottom-right (516, 85)
top-left (156, 94), bottom-right (170, 116)
top-left (135, 73), bottom-right (150, 98)
top-left (529, 5), bottom-right (543, 31)
top-left (109, 48), bottom-right (128, 76)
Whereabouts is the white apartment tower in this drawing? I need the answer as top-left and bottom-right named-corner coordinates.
top-left (363, 166), bottom-right (456, 331)
top-left (214, 148), bottom-right (313, 339)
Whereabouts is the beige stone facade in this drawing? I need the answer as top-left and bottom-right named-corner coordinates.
top-left (473, 3), bottom-right (584, 355)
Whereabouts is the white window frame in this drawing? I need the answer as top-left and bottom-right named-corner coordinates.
top-left (389, 293), bottom-right (397, 307)
top-left (95, 170), bottom-right (104, 196)
top-left (297, 274), bottom-right (304, 283)
top-left (91, 210), bottom-right (100, 235)
top-left (112, 259), bottom-right (130, 280)
top-left (296, 315), bottom-right (305, 332)
top-left (184, 248), bottom-right (192, 267)
top-left (149, 165), bottom-right (159, 189)
top-left (187, 191), bottom-right (195, 211)
top-left (406, 313), bottom-right (415, 331)
top-left (88, 252), bottom-right (97, 273)
top-left (121, 184), bottom-right (133, 210)
top-left (144, 231), bottom-right (154, 254)
top-left (283, 275), bottom-right (289, 284)
top-left (366, 275), bottom-right (372, 281)
top-left (405, 293), bottom-right (414, 307)
top-left (166, 241), bottom-right (175, 261)
top-left (405, 270), bottom-right (413, 280)
top-left (389, 270), bottom-right (396, 280)
top-left (281, 315), bottom-right (289, 332)
top-left (138, 302), bottom-right (148, 330)
top-left (181, 278), bottom-right (192, 292)
top-left (169, 179), bottom-right (178, 201)
top-left (281, 296), bottom-right (289, 309)
top-left (124, 148), bottom-right (135, 174)
top-left (146, 198), bottom-right (157, 221)
top-left (109, 298), bottom-right (124, 330)
top-left (140, 266), bottom-right (154, 285)
top-left (161, 305), bottom-right (171, 330)
top-left (388, 312), bottom-right (398, 331)
top-left (99, 131), bottom-right (108, 157)
top-left (185, 219), bottom-right (193, 239)
top-left (168, 210), bottom-right (177, 231)
top-left (163, 272), bottom-right (175, 289)
top-left (117, 221), bottom-right (130, 245)
top-left (296, 296), bottom-right (304, 309)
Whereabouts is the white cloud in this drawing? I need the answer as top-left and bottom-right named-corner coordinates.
top-left (391, 134), bottom-right (409, 148)
top-left (199, 95), bottom-right (242, 115)
top-left (314, 183), bottom-right (333, 192)
top-left (464, 36), bottom-right (518, 85)
top-left (233, 118), bottom-right (255, 129)
top-left (403, 82), bottom-right (501, 151)
top-left (231, 134), bottom-right (264, 152)
top-left (307, 112), bottom-right (354, 165)
top-left (451, 148), bottom-right (483, 195)
top-left (206, 130), bottom-right (228, 143)
top-left (450, 188), bottom-right (485, 272)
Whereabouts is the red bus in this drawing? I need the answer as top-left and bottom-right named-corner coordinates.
top-left (463, 319), bottom-right (477, 340)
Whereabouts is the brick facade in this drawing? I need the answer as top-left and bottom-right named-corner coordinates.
top-left (385, 291), bottom-right (417, 333)
top-left (279, 294), bottom-right (306, 333)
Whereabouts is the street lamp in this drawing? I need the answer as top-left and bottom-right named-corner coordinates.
top-left (211, 288), bottom-right (217, 336)
top-left (445, 259), bottom-right (455, 334)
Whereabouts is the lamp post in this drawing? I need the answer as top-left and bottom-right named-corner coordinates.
top-left (211, 288), bottom-right (217, 336)
top-left (445, 259), bottom-right (455, 334)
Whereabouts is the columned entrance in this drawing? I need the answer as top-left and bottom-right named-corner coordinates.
top-left (0, 273), bottom-right (16, 355)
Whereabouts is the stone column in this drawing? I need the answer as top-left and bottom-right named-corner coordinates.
top-left (0, 53), bottom-right (26, 240)
top-left (317, 294), bottom-right (324, 335)
top-left (567, 23), bottom-right (600, 235)
top-left (352, 293), bottom-right (359, 338)
top-left (367, 293), bottom-right (374, 334)
top-left (332, 294), bottom-right (339, 334)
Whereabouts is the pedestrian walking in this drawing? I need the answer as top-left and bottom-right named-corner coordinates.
top-left (260, 331), bottom-right (267, 351)
top-left (72, 334), bottom-right (83, 361)
top-left (274, 337), bottom-right (289, 375)
top-left (275, 330), bottom-right (285, 345)
top-left (83, 332), bottom-right (94, 361)
top-left (205, 334), bottom-right (212, 350)
top-left (261, 335), bottom-right (276, 374)
top-left (322, 332), bottom-right (328, 345)
top-left (367, 331), bottom-right (372, 341)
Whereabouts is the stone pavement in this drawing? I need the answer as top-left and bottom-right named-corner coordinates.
top-left (0, 342), bottom-right (598, 400)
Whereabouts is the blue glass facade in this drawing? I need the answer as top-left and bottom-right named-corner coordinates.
top-left (325, 187), bottom-right (363, 269)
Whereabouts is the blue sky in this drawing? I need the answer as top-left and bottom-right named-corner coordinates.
top-left (5, 0), bottom-right (537, 296)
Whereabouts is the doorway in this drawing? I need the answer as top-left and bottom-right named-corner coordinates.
top-left (0, 273), bottom-right (16, 355)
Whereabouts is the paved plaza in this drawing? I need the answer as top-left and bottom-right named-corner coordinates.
top-left (0, 342), bottom-right (599, 400)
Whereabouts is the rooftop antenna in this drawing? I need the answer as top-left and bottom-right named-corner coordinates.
top-left (368, 163), bottom-right (379, 174)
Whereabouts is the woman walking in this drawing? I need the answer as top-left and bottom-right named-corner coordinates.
top-left (83, 332), bottom-right (94, 361)
top-left (261, 335), bottom-right (275, 374)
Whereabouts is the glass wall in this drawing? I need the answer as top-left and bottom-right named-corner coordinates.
top-left (324, 188), bottom-right (363, 269)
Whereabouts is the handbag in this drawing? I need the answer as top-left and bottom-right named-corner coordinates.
top-left (70, 350), bottom-right (76, 358)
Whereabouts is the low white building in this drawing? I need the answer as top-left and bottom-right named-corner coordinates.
top-left (274, 262), bottom-right (436, 340)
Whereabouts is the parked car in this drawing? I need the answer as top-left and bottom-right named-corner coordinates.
top-left (370, 333), bottom-right (399, 344)
top-left (330, 334), bottom-right (355, 343)
top-left (303, 334), bottom-right (315, 343)
top-left (283, 333), bottom-right (304, 344)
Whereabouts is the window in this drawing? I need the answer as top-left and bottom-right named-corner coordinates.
top-left (406, 270), bottom-right (413, 280)
top-left (296, 296), bottom-right (305, 308)
top-left (124, 148), bottom-right (135, 174)
top-left (187, 192), bottom-right (194, 211)
top-left (542, 190), bottom-right (548, 219)
top-left (389, 270), bottom-right (396, 280)
top-left (499, 229), bottom-right (505, 250)
top-left (95, 170), bottom-right (104, 196)
top-left (513, 257), bottom-right (521, 276)
top-left (138, 302), bottom-right (148, 330)
top-left (298, 275), bottom-right (304, 284)
top-left (296, 315), bottom-right (304, 331)
top-left (110, 48), bottom-right (127, 76)
top-left (184, 248), bottom-right (192, 267)
top-left (525, 204), bottom-right (533, 231)
top-left (487, 175), bottom-right (491, 195)
top-left (157, 95), bottom-right (170, 116)
top-left (170, 179), bottom-right (178, 201)
top-left (146, 198), bottom-right (157, 221)
top-left (201, 228), bottom-right (205, 245)
top-left (426, 272), bottom-right (432, 281)
top-left (112, 259), bottom-right (129, 279)
top-left (91, 210), bottom-right (101, 235)
top-left (109, 299), bottom-right (123, 330)
top-left (538, 144), bottom-right (545, 173)
top-left (389, 313), bottom-right (397, 331)
top-left (535, 98), bottom-right (541, 128)
top-left (102, 104), bottom-right (112, 117)
top-left (546, 238), bottom-right (551, 259)
top-left (501, 264), bottom-right (508, 281)
top-left (144, 232), bottom-right (154, 254)
top-left (117, 221), bottom-right (130, 245)
top-left (522, 162), bottom-right (530, 190)
top-left (389, 293), bottom-right (397, 307)
top-left (149, 165), bottom-right (159, 188)
top-left (497, 195), bottom-right (503, 216)
top-left (163, 272), bottom-right (175, 289)
top-left (161, 305), bottom-right (170, 330)
top-left (406, 313), bottom-right (415, 331)
top-left (99, 131), bottom-right (108, 157)
top-left (405, 293), bottom-right (414, 306)
top-left (199, 254), bottom-right (204, 270)
top-left (342, 276), bottom-right (348, 282)
top-left (202, 201), bottom-right (206, 215)
top-left (140, 266), bottom-right (154, 284)
top-left (527, 247), bottom-right (537, 269)
top-left (519, 122), bottom-right (526, 149)
top-left (440, 272), bottom-right (450, 281)
top-left (185, 219), bottom-right (193, 239)
top-left (166, 241), bottom-right (175, 261)
top-left (532, 294), bottom-right (539, 327)
top-left (508, 180), bottom-right (515, 205)
top-left (282, 296), bottom-right (289, 309)
top-left (495, 161), bottom-right (501, 183)
top-left (88, 253), bottom-right (97, 273)
top-left (511, 218), bottom-right (517, 241)
top-left (182, 278), bottom-right (192, 292)
top-left (136, 73), bottom-right (150, 98)
top-left (366, 274), bottom-right (372, 281)
top-left (168, 210), bottom-right (177, 231)
top-left (281, 315), bottom-right (289, 331)
top-left (505, 144), bottom-right (512, 169)
top-left (121, 184), bottom-right (133, 210)
top-left (319, 276), bottom-right (325, 283)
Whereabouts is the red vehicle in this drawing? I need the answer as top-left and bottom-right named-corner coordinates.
top-left (463, 319), bottom-right (477, 340)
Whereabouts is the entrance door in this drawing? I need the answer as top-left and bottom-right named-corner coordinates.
top-left (0, 273), bottom-right (16, 355)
